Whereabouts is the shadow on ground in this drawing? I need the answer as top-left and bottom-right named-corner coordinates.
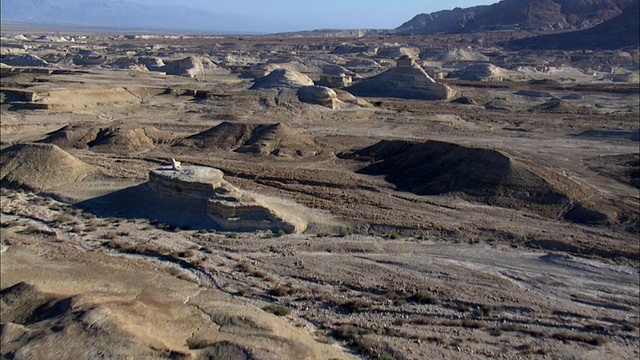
top-left (75, 184), bottom-right (218, 230)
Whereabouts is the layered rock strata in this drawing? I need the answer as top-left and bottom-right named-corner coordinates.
top-left (148, 165), bottom-right (307, 233)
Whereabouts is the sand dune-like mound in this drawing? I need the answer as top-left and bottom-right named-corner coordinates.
top-left (0, 54), bottom-right (50, 67)
top-left (420, 48), bottom-right (490, 62)
top-left (250, 69), bottom-right (314, 90)
top-left (0, 255), bottom-right (348, 360)
top-left (178, 122), bottom-right (320, 157)
top-left (530, 98), bottom-right (580, 113)
top-left (162, 56), bottom-right (226, 78)
top-left (40, 123), bottom-right (174, 152)
top-left (346, 56), bottom-right (456, 100)
top-left (456, 63), bottom-right (513, 82)
top-left (343, 140), bottom-right (599, 221)
top-left (0, 143), bottom-right (96, 192)
top-left (587, 153), bottom-right (639, 189)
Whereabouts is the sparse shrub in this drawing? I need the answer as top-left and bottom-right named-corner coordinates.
top-left (410, 291), bottom-right (439, 305)
top-left (552, 331), bottom-right (608, 346)
top-left (516, 343), bottom-right (533, 354)
top-left (263, 304), bottom-right (291, 316)
top-left (80, 211), bottom-right (95, 220)
top-left (178, 250), bottom-right (195, 258)
top-left (168, 267), bottom-right (181, 277)
top-left (53, 213), bottom-right (78, 227)
top-left (188, 258), bottom-right (205, 267)
top-left (338, 228), bottom-right (349, 237)
top-left (426, 336), bottom-right (447, 345)
top-left (343, 299), bottom-right (370, 313)
top-left (334, 324), bottom-right (373, 341)
top-left (275, 229), bottom-right (286, 237)
top-left (313, 330), bottom-right (334, 344)
top-left (71, 225), bottom-right (83, 233)
top-left (226, 232), bottom-right (239, 239)
top-left (268, 285), bottom-right (292, 297)
top-left (462, 319), bottom-right (485, 329)
top-left (156, 223), bottom-right (174, 230)
top-left (378, 354), bottom-right (396, 360)
top-left (387, 232), bottom-right (400, 239)
top-left (19, 225), bottom-right (47, 235)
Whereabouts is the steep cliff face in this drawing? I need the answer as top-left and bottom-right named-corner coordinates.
top-left (148, 166), bottom-right (308, 233)
top-left (396, 0), bottom-right (635, 34)
top-left (506, 0), bottom-right (640, 50)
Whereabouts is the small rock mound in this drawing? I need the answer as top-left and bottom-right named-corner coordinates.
top-left (297, 86), bottom-right (342, 109)
top-left (530, 99), bottom-right (579, 113)
top-left (457, 63), bottom-right (511, 82)
top-left (40, 123), bottom-right (174, 152)
top-left (421, 48), bottom-right (489, 62)
top-left (178, 122), bottom-right (320, 157)
top-left (250, 69), bottom-right (314, 90)
top-left (162, 56), bottom-right (223, 78)
top-left (0, 143), bottom-right (95, 192)
top-left (345, 56), bottom-right (456, 100)
top-left (587, 153), bottom-right (639, 189)
top-left (0, 54), bottom-right (50, 67)
top-left (342, 140), bottom-right (597, 221)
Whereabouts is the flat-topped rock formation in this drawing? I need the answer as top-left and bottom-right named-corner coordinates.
top-left (148, 165), bottom-right (307, 233)
top-left (346, 56), bottom-right (457, 100)
top-left (149, 166), bottom-right (225, 199)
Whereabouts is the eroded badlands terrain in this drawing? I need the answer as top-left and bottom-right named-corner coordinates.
top-left (1, 29), bottom-right (638, 360)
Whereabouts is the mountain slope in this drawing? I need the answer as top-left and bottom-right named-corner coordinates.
top-left (396, 0), bottom-right (635, 34)
top-left (0, 0), bottom-right (265, 33)
top-left (506, 0), bottom-right (639, 49)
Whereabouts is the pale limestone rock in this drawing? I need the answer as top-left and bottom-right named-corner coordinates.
top-left (250, 69), bottom-right (314, 89)
top-left (346, 55), bottom-right (457, 100)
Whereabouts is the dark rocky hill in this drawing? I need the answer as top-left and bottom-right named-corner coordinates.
top-left (396, 0), bottom-right (635, 34)
top-left (506, 0), bottom-right (639, 49)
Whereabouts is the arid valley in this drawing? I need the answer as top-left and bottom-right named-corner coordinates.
top-left (1, 2), bottom-right (639, 359)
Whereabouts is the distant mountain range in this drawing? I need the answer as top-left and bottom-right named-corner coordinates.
top-left (396, 0), bottom-right (636, 34)
top-left (0, 0), bottom-right (269, 33)
top-left (506, 0), bottom-right (639, 49)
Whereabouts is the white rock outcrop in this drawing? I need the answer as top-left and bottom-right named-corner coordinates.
top-left (250, 69), bottom-right (314, 89)
top-left (345, 56), bottom-right (457, 100)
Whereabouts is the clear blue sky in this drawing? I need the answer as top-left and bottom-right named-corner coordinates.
top-left (129, 0), bottom-right (500, 32)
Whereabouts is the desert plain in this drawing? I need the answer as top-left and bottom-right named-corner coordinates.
top-left (0, 25), bottom-right (639, 360)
